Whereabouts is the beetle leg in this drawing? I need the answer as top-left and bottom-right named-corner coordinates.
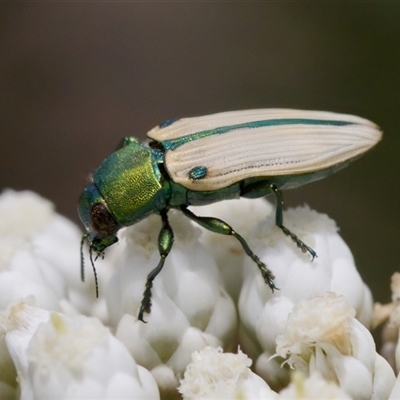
top-left (139, 209), bottom-right (174, 322)
top-left (180, 206), bottom-right (277, 291)
top-left (270, 184), bottom-right (317, 260)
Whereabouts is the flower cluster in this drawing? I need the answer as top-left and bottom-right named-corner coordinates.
top-left (0, 189), bottom-right (398, 399)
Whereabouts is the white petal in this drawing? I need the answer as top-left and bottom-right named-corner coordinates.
top-left (254, 352), bottom-right (290, 392)
top-left (168, 327), bottom-right (222, 374)
top-left (350, 319), bottom-right (376, 373)
top-left (331, 355), bottom-right (372, 400)
top-left (150, 365), bottom-right (179, 397)
top-left (0, 189), bottom-right (54, 238)
top-left (372, 353), bottom-right (395, 400)
top-left (279, 371), bottom-right (352, 399)
top-left (256, 296), bottom-right (294, 354)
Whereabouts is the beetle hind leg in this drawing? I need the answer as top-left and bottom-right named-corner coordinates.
top-left (271, 184), bottom-right (317, 260)
top-left (138, 209), bottom-right (174, 322)
top-left (180, 206), bottom-right (277, 291)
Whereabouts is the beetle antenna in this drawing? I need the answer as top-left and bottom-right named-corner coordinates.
top-left (80, 234), bottom-right (88, 282)
top-left (89, 246), bottom-right (99, 298)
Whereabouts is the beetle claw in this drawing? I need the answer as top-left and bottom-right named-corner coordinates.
top-left (138, 305), bottom-right (148, 323)
top-left (138, 281), bottom-right (153, 323)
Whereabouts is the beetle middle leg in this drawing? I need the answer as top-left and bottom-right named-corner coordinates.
top-left (139, 209), bottom-right (174, 322)
top-left (180, 206), bottom-right (277, 291)
top-left (270, 184), bottom-right (317, 260)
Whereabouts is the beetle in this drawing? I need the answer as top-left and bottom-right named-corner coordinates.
top-left (78, 109), bottom-right (382, 322)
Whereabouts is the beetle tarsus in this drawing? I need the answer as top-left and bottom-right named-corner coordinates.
top-left (139, 283), bottom-right (153, 323)
top-left (258, 261), bottom-right (278, 290)
top-left (280, 225), bottom-right (317, 260)
top-left (271, 184), bottom-right (317, 260)
top-left (247, 252), bottom-right (278, 291)
top-left (138, 210), bottom-right (174, 323)
top-left (138, 255), bottom-right (167, 323)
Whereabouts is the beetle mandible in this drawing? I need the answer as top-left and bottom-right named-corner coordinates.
top-left (78, 109), bottom-right (382, 322)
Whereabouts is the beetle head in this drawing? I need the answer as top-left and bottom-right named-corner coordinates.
top-left (78, 183), bottom-right (120, 296)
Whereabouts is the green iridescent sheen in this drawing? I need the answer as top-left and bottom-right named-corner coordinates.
top-left (93, 141), bottom-right (166, 225)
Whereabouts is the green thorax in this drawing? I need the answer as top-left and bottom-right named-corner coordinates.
top-left (93, 140), bottom-right (167, 226)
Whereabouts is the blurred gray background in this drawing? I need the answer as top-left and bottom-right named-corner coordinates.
top-left (1, 3), bottom-right (399, 302)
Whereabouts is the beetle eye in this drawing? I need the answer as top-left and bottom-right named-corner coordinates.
top-left (90, 203), bottom-right (119, 239)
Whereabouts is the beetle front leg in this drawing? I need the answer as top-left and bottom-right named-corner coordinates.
top-left (180, 206), bottom-right (277, 291)
top-left (139, 209), bottom-right (174, 322)
top-left (270, 184), bottom-right (317, 260)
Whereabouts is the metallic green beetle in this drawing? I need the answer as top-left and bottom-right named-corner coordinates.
top-left (78, 109), bottom-right (382, 322)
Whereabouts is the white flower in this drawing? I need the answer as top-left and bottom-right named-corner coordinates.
top-left (0, 190), bottom-right (64, 311)
top-left (106, 210), bottom-right (238, 397)
top-left (372, 272), bottom-right (400, 371)
top-left (275, 293), bottom-right (395, 400)
top-left (178, 346), bottom-right (278, 400)
top-left (0, 189), bottom-right (109, 318)
top-left (237, 205), bottom-right (374, 390)
top-left (2, 298), bottom-right (159, 399)
top-left (279, 371), bottom-right (353, 399)
top-left (0, 189), bottom-right (393, 399)
top-left (0, 189), bottom-right (105, 397)
top-left (275, 293), bottom-right (355, 366)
